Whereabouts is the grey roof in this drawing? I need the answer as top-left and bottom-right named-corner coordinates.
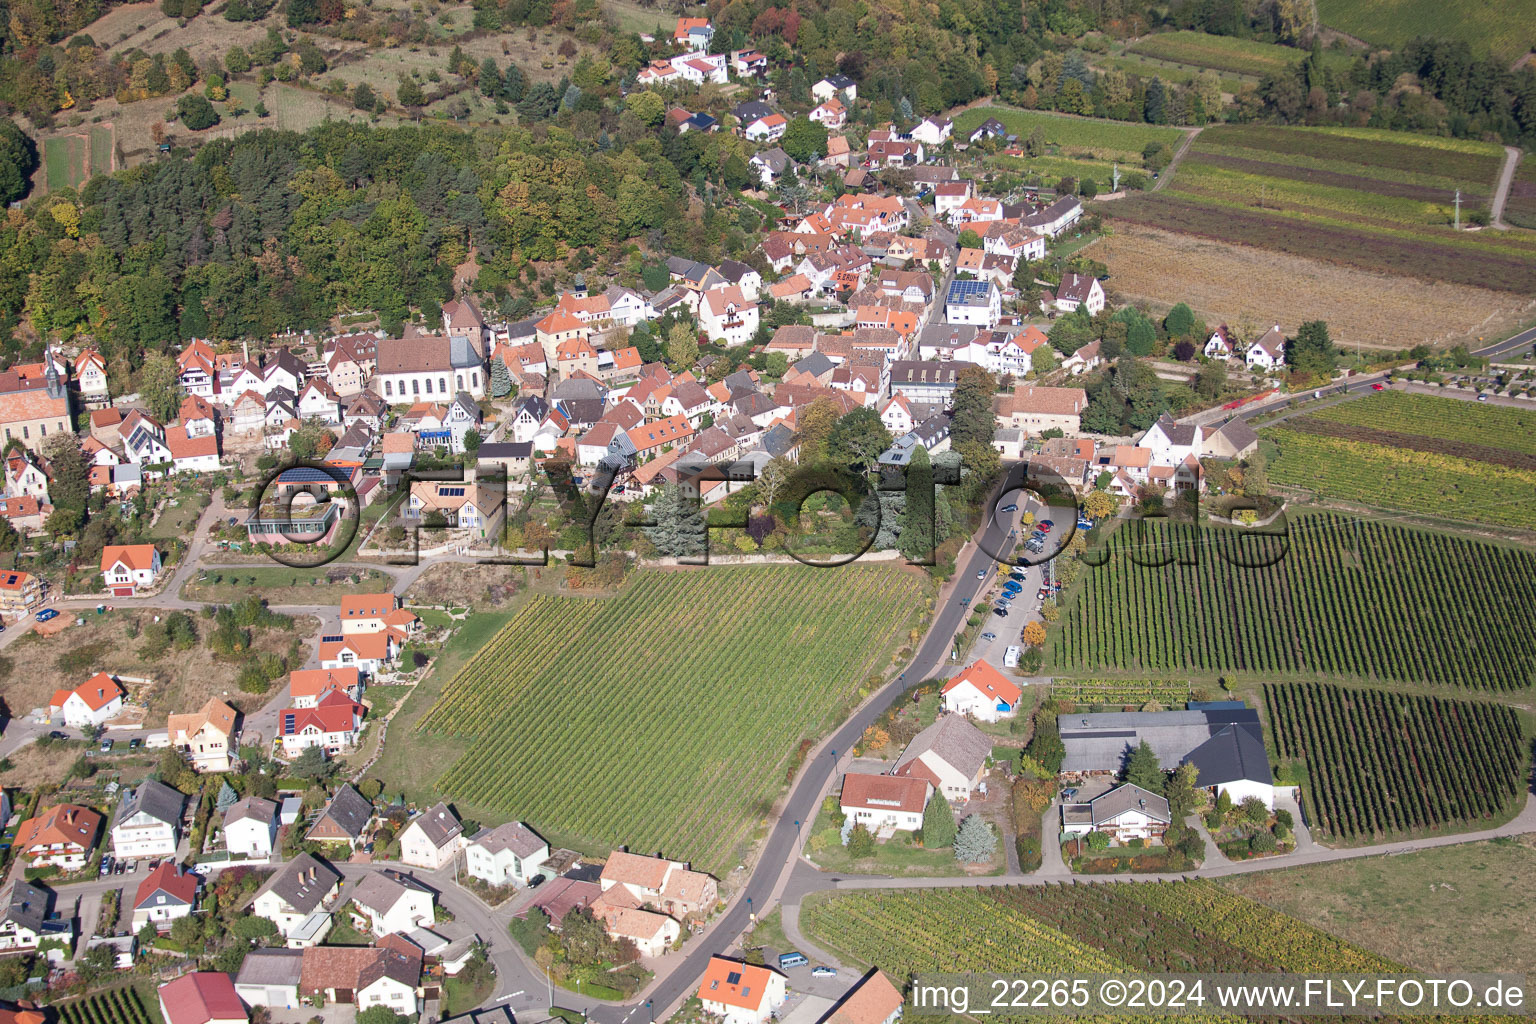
top-left (237, 947), bottom-right (305, 987)
top-left (225, 795), bottom-right (278, 828)
top-left (352, 868), bottom-right (434, 914)
top-left (723, 368), bottom-right (761, 395)
top-left (733, 100), bottom-right (775, 123)
top-left (759, 423), bottom-right (796, 457)
top-left (717, 259), bottom-right (757, 284)
top-left (1085, 783), bottom-right (1170, 825)
top-left (551, 376), bottom-right (606, 402)
top-left (407, 802), bottom-right (463, 850)
top-left (1151, 413), bottom-right (1200, 448)
top-left (733, 392), bottom-right (776, 418)
top-left (115, 779), bottom-right (184, 828)
top-left (478, 442), bottom-right (533, 460)
top-left (896, 715), bottom-right (991, 780)
top-left (2, 880), bottom-right (49, 933)
top-left (559, 399), bottom-right (606, 429)
top-left (791, 353), bottom-right (835, 378)
top-left (918, 323), bottom-right (978, 351)
top-left (667, 256), bottom-right (712, 282)
top-left (752, 148), bottom-right (792, 174)
top-left (1059, 707), bottom-right (1263, 774)
top-left (1210, 417), bottom-right (1259, 453)
top-left (1182, 723), bottom-right (1273, 788)
top-left (506, 315), bottom-right (540, 340)
top-left (912, 411), bottom-right (952, 447)
top-left (889, 361), bottom-right (960, 388)
top-left (513, 395), bottom-right (550, 422)
top-left (311, 784), bottom-right (373, 840)
top-left (824, 73), bottom-right (856, 89)
top-left (1021, 196), bottom-right (1081, 229)
top-left (468, 821), bottom-right (548, 858)
top-left (257, 852), bottom-right (341, 914)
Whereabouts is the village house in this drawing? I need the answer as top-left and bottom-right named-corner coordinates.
top-left (405, 479), bottom-right (507, 540)
top-left (252, 853), bottom-right (343, 947)
top-left (235, 947), bottom-right (305, 1010)
top-left (994, 385), bottom-right (1089, 435)
top-left (74, 349), bottom-right (109, 404)
top-left (50, 671), bottom-right (125, 729)
top-left (1246, 325), bottom-right (1286, 371)
top-left (400, 802), bottom-right (464, 871)
top-left (157, 972), bottom-right (247, 1024)
top-left (892, 715), bottom-right (992, 804)
top-left (822, 969), bottom-right (906, 1024)
top-left (699, 287), bottom-right (759, 347)
top-left (940, 659), bottom-right (1022, 722)
top-left (133, 862), bottom-right (199, 931)
top-left (349, 869), bottom-right (436, 936)
top-left (697, 956), bottom-right (787, 1024)
top-left (839, 773), bottom-right (932, 835)
top-left (464, 821), bottom-right (550, 888)
top-left (373, 332), bottom-right (485, 402)
top-left (100, 543), bottom-right (161, 596)
top-left (299, 944), bottom-right (421, 1015)
top-left (339, 593), bottom-right (419, 638)
top-left (600, 850), bottom-right (719, 919)
top-left (307, 785), bottom-right (374, 850)
top-left (0, 881), bottom-right (67, 953)
top-left (223, 796), bottom-right (279, 860)
top-left (288, 667), bottom-right (362, 707)
top-left (279, 689), bottom-right (366, 756)
top-left (945, 279), bottom-right (1001, 328)
top-left (0, 363), bottom-right (70, 449)
top-left (1053, 271), bottom-right (1106, 316)
top-left (909, 116), bottom-right (954, 146)
top-left (1204, 324), bottom-right (1235, 360)
top-left (111, 780), bottom-right (184, 860)
top-left (0, 569), bottom-right (43, 621)
top-left (1061, 784), bottom-right (1172, 844)
top-left (14, 804), bottom-right (102, 870)
top-left (166, 698), bottom-right (239, 773)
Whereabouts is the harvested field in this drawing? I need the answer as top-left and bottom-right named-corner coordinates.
top-left (1091, 225), bottom-right (1533, 350)
top-left (1279, 417), bottom-right (1536, 470)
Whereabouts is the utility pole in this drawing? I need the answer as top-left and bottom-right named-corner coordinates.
top-left (1112, 162), bottom-right (1120, 193)
top-left (1454, 189), bottom-right (1461, 230)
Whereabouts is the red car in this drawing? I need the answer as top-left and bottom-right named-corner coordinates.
top-left (1370, 383), bottom-right (1386, 391)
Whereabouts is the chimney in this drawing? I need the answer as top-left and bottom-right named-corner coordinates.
top-left (243, 340), bottom-right (249, 366)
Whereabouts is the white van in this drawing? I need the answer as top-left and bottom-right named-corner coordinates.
top-left (1004, 645), bottom-right (1021, 668)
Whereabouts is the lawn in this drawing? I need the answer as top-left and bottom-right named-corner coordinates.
top-left (1046, 513), bottom-right (1536, 691)
top-left (954, 104), bottom-right (1185, 162)
top-left (1106, 125), bottom-right (1536, 294)
top-left (412, 565), bottom-right (927, 875)
top-left (801, 881), bottom-right (1399, 980)
top-left (1127, 31), bottom-right (1350, 79)
top-left (802, 805), bottom-right (1006, 877)
top-left (1091, 224), bottom-right (1532, 351)
top-left (182, 565), bottom-right (395, 604)
top-left (1219, 836), bottom-right (1536, 975)
top-left (603, 0), bottom-right (671, 36)
top-left (1091, 52), bottom-right (1248, 95)
top-left (1316, 0), bottom-right (1536, 64)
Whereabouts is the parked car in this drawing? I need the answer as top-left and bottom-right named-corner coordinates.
top-left (993, 606), bottom-right (1009, 617)
top-left (99, 738), bottom-right (113, 753)
top-left (1009, 571), bottom-right (1027, 582)
top-left (47, 731), bottom-right (67, 740)
top-left (99, 857), bottom-right (113, 877)
top-left (129, 738), bottom-right (142, 750)
top-left (1038, 520), bottom-right (1054, 532)
top-left (812, 967), bottom-right (838, 978)
top-left (1000, 503), bottom-right (1018, 513)
top-left (1060, 788), bottom-right (1078, 801)
top-left (980, 632), bottom-right (997, 642)
top-left (34, 609), bottom-right (57, 622)
top-left (1478, 394), bottom-right (1489, 402)
top-left (779, 952), bottom-right (809, 970)
top-left (1371, 382), bottom-right (1386, 391)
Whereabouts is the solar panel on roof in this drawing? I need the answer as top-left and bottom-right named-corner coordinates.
top-left (727, 972), bottom-right (742, 985)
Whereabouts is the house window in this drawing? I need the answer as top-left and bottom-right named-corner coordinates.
top-left (472, 372), bottom-right (480, 388)
top-left (457, 374), bottom-right (464, 390)
top-left (412, 380), bottom-right (420, 396)
top-left (439, 377), bottom-right (447, 393)
top-left (20, 427), bottom-right (26, 439)
top-left (424, 379), bottom-right (433, 395)
top-left (38, 425), bottom-right (45, 437)
top-left (384, 380), bottom-right (393, 396)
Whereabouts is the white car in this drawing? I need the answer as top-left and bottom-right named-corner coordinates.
top-left (975, 568), bottom-right (987, 580)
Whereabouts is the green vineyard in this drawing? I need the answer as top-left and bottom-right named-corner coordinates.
top-left (1306, 391), bottom-right (1536, 457)
top-left (421, 565), bottom-right (925, 875)
top-left (1047, 514), bottom-right (1536, 690)
top-left (1265, 682), bottom-right (1527, 840)
top-left (56, 986), bottom-right (154, 1024)
top-left (1050, 678), bottom-right (1192, 706)
top-left (801, 881), bottom-right (1399, 983)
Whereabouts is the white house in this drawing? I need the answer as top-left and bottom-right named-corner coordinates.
top-left (132, 862), bottom-right (198, 930)
top-left (909, 116), bottom-right (953, 146)
top-left (111, 780), bottom-right (184, 860)
top-left (100, 543), bottom-right (161, 596)
top-left (1246, 325), bottom-right (1286, 371)
top-left (811, 74), bottom-right (857, 103)
top-left (944, 279), bottom-right (1001, 328)
top-left (1204, 325), bottom-right (1234, 360)
top-left (939, 659), bottom-right (1022, 723)
top-left (223, 796), bottom-right (279, 860)
top-left (399, 802), bottom-right (464, 871)
top-left (1053, 272), bottom-right (1105, 316)
top-left (464, 821), bottom-right (550, 888)
top-left (699, 287), bottom-right (759, 347)
top-left (839, 772), bottom-right (932, 835)
top-left (1139, 414), bottom-right (1203, 467)
top-left (75, 350), bottom-right (109, 403)
top-left (278, 690), bottom-right (366, 758)
top-left (317, 632), bottom-right (397, 676)
top-left (0, 881), bottom-right (64, 952)
top-left (252, 854), bottom-right (342, 948)
top-left (49, 671), bottom-right (125, 729)
top-left (892, 715), bottom-right (992, 805)
top-left (373, 332), bottom-right (486, 403)
top-left (297, 379), bottom-right (342, 424)
top-left (235, 948), bottom-right (305, 1010)
top-left (698, 956), bottom-right (787, 1024)
top-left (1061, 783), bottom-right (1171, 843)
top-left (349, 869), bottom-right (435, 937)
top-left (743, 112), bottom-right (787, 142)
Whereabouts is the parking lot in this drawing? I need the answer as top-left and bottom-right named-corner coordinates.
top-left (965, 495), bottom-right (1080, 673)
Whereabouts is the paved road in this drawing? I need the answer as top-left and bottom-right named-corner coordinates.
top-left (1490, 146), bottom-right (1523, 230)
